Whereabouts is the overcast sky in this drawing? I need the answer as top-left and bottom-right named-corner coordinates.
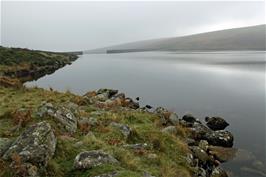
top-left (0, 1), bottom-right (265, 52)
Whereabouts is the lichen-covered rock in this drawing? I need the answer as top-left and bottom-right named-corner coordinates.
top-left (198, 140), bottom-right (209, 152)
top-left (73, 150), bottom-right (118, 169)
top-left (210, 167), bottom-right (228, 177)
top-left (187, 123), bottom-right (211, 140)
top-left (37, 102), bottom-right (55, 117)
top-left (3, 121), bottom-right (56, 166)
top-left (203, 130), bottom-right (234, 147)
top-left (54, 107), bottom-right (77, 133)
top-left (205, 117), bottom-right (229, 131)
top-left (154, 107), bottom-right (168, 114)
top-left (190, 146), bottom-right (211, 163)
top-left (0, 137), bottom-right (13, 156)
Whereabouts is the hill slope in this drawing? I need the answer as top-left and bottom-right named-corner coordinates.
top-left (85, 25), bottom-right (266, 53)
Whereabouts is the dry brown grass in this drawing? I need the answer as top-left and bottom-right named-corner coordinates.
top-left (11, 109), bottom-right (32, 128)
top-left (0, 76), bottom-right (22, 88)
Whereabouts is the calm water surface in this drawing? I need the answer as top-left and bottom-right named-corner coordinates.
top-left (26, 51), bottom-right (266, 177)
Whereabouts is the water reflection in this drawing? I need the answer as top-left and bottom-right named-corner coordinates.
top-left (26, 51), bottom-right (266, 177)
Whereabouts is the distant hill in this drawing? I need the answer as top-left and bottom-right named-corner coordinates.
top-left (85, 25), bottom-right (266, 53)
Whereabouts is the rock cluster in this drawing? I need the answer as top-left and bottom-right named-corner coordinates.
top-left (84, 89), bottom-right (140, 109)
top-left (155, 108), bottom-right (235, 177)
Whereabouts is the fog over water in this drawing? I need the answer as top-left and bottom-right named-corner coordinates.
top-left (1, 1), bottom-right (265, 51)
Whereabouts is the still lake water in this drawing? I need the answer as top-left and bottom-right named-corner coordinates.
top-left (26, 51), bottom-right (265, 177)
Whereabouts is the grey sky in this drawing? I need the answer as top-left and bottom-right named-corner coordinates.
top-left (1, 1), bottom-right (265, 52)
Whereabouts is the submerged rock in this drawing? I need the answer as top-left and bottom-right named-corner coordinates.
top-left (3, 121), bottom-right (56, 166)
top-left (205, 117), bottom-right (229, 131)
top-left (73, 150), bottom-right (118, 169)
top-left (208, 146), bottom-right (237, 162)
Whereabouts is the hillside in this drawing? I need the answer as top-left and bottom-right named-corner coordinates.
top-left (85, 25), bottom-right (266, 53)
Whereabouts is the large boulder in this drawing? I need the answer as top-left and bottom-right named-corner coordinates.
top-left (73, 150), bottom-right (118, 169)
top-left (182, 114), bottom-right (196, 123)
top-left (203, 130), bottom-right (234, 147)
top-left (205, 117), bottom-right (229, 131)
top-left (3, 121), bottom-right (56, 166)
top-left (187, 123), bottom-right (212, 140)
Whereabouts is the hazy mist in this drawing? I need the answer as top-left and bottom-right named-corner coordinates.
top-left (1, 1), bottom-right (265, 52)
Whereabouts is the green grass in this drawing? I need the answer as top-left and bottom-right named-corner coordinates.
top-left (0, 86), bottom-right (193, 177)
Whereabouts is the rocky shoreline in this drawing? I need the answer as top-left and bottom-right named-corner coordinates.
top-left (0, 88), bottom-right (238, 177)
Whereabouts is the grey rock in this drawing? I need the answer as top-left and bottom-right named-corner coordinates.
top-left (205, 117), bottom-right (229, 131)
top-left (94, 93), bottom-right (110, 102)
top-left (123, 143), bottom-right (148, 150)
top-left (3, 121), bottom-right (56, 166)
top-left (154, 107), bottom-right (169, 114)
top-left (73, 150), bottom-right (118, 169)
top-left (37, 102), bottom-right (55, 117)
top-left (169, 113), bottom-right (179, 125)
top-left (210, 167), bottom-right (228, 177)
top-left (110, 122), bottom-right (132, 138)
top-left (187, 123), bottom-right (212, 140)
top-left (66, 102), bottom-right (79, 113)
top-left (190, 146), bottom-right (210, 163)
top-left (54, 107), bottom-right (77, 133)
top-left (161, 126), bottom-right (177, 135)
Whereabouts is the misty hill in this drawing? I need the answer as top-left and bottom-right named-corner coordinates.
top-left (85, 25), bottom-right (266, 53)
